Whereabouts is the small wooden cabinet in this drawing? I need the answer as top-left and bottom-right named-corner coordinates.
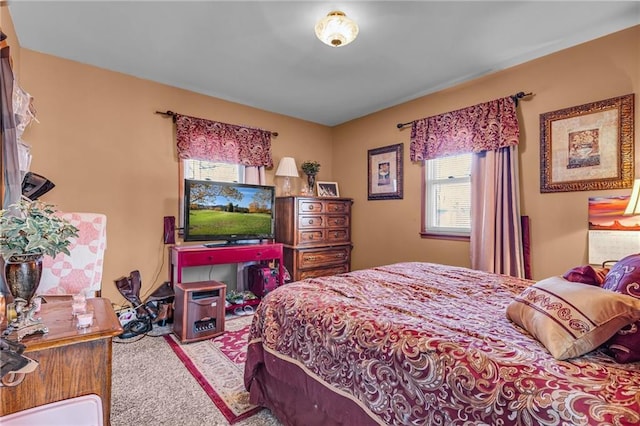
top-left (0, 297), bottom-right (123, 425)
top-left (275, 196), bottom-right (353, 281)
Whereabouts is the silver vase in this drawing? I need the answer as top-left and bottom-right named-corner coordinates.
top-left (306, 174), bottom-right (316, 194)
top-left (3, 254), bottom-right (48, 341)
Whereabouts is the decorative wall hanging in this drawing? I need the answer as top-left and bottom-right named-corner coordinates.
top-left (368, 143), bottom-right (403, 200)
top-left (540, 94), bottom-right (634, 193)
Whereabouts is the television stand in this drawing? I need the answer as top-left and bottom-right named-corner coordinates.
top-left (169, 242), bottom-right (284, 287)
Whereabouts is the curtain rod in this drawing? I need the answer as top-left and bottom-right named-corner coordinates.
top-left (395, 91), bottom-right (533, 130)
top-left (155, 110), bottom-right (279, 137)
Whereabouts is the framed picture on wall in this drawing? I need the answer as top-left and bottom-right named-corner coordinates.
top-left (540, 94), bottom-right (634, 193)
top-left (317, 181), bottom-right (340, 197)
top-left (368, 143), bottom-right (403, 200)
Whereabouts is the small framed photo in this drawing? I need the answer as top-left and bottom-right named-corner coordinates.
top-left (316, 181), bottom-right (340, 197)
top-left (368, 143), bottom-right (403, 200)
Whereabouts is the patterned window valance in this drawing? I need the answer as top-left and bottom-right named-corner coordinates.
top-left (409, 96), bottom-right (520, 161)
top-left (175, 114), bottom-right (273, 168)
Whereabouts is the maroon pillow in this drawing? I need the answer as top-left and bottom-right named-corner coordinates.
top-left (562, 265), bottom-right (608, 286)
top-left (602, 254), bottom-right (640, 363)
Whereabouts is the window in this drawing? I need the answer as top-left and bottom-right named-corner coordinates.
top-left (423, 153), bottom-right (471, 238)
top-left (182, 159), bottom-right (243, 183)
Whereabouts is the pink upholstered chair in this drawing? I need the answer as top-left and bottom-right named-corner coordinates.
top-left (37, 212), bottom-right (107, 297)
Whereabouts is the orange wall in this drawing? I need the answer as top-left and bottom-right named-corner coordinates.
top-left (333, 25), bottom-right (639, 280)
top-left (17, 50), bottom-right (332, 304)
top-left (6, 4), bottom-right (640, 303)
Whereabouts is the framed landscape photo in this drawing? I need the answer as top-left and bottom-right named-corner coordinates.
top-left (368, 143), bottom-right (403, 200)
top-left (540, 94), bottom-right (634, 193)
top-left (317, 181), bottom-right (340, 197)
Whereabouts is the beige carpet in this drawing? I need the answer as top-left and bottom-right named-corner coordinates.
top-left (111, 317), bottom-right (281, 426)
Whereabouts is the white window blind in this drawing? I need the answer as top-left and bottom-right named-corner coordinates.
top-left (425, 153), bottom-right (471, 236)
top-left (183, 160), bottom-right (242, 182)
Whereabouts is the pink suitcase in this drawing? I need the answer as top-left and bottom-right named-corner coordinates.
top-left (248, 265), bottom-right (279, 297)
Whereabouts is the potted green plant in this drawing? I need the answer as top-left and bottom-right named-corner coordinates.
top-left (0, 198), bottom-right (79, 261)
top-left (0, 197), bottom-right (78, 322)
top-left (300, 161), bottom-right (321, 190)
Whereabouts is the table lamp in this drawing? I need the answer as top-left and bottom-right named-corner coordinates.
top-left (275, 157), bottom-right (299, 196)
top-left (624, 178), bottom-right (640, 215)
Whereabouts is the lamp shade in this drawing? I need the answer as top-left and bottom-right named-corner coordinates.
top-left (315, 11), bottom-right (359, 47)
top-left (624, 178), bottom-right (640, 215)
top-left (275, 157), bottom-right (299, 177)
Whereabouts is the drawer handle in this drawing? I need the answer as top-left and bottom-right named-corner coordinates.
top-left (308, 220), bottom-right (313, 225)
top-left (306, 256), bottom-right (317, 261)
top-left (309, 205), bottom-right (314, 210)
top-left (335, 253), bottom-right (345, 258)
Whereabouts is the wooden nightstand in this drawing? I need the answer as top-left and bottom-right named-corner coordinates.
top-left (0, 297), bottom-right (123, 425)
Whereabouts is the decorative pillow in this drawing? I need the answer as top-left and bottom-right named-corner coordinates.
top-left (607, 322), bottom-right (640, 363)
top-left (562, 265), bottom-right (608, 286)
top-left (603, 254), bottom-right (640, 293)
top-left (602, 254), bottom-right (640, 363)
top-left (506, 276), bottom-right (640, 360)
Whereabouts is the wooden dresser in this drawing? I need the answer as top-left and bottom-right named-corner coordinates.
top-left (275, 196), bottom-right (353, 281)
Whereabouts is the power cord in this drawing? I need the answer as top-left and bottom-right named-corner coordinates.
top-left (140, 234), bottom-right (168, 302)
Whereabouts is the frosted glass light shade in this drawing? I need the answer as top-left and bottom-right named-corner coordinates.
top-left (624, 178), bottom-right (640, 215)
top-left (315, 11), bottom-right (359, 47)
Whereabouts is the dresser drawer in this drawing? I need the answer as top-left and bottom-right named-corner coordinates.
top-left (298, 229), bottom-right (325, 244)
top-left (298, 199), bottom-right (351, 215)
top-left (325, 201), bottom-right (350, 214)
top-left (325, 228), bottom-right (349, 244)
top-left (297, 246), bottom-right (350, 269)
top-left (298, 215), bottom-right (325, 229)
top-left (326, 215), bottom-right (349, 228)
top-left (299, 200), bottom-right (324, 213)
top-left (298, 264), bottom-right (349, 280)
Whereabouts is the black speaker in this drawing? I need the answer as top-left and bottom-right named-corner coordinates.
top-left (163, 216), bottom-right (175, 244)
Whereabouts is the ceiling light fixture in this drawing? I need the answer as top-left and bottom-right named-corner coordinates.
top-left (315, 11), bottom-right (359, 47)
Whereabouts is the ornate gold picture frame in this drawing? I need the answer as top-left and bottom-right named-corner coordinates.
top-left (540, 94), bottom-right (634, 193)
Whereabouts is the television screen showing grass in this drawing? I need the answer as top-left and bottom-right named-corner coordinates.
top-left (184, 180), bottom-right (275, 243)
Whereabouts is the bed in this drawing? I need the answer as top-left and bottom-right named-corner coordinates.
top-left (244, 262), bottom-right (640, 426)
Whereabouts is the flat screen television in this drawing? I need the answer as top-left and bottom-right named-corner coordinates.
top-left (183, 179), bottom-right (276, 245)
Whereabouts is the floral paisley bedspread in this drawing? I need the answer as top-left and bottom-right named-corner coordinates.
top-left (246, 262), bottom-right (640, 425)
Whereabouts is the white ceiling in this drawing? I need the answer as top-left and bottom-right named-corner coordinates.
top-left (8, 1), bottom-right (640, 126)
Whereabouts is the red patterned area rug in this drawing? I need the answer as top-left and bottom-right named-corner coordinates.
top-left (164, 315), bottom-right (260, 424)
